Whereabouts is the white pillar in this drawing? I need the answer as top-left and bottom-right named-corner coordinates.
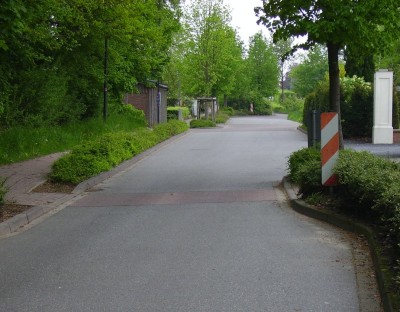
top-left (373, 70), bottom-right (393, 144)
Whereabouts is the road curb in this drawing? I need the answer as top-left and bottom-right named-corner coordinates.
top-left (282, 177), bottom-right (394, 312)
top-left (0, 131), bottom-right (189, 238)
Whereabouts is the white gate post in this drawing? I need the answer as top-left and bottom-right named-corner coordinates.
top-left (373, 70), bottom-right (393, 144)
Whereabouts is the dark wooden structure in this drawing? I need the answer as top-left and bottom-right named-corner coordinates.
top-left (124, 82), bottom-right (168, 127)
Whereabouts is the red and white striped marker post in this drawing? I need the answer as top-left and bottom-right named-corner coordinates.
top-left (321, 112), bottom-right (339, 186)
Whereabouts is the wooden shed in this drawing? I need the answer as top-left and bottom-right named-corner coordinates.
top-left (124, 82), bottom-right (168, 127)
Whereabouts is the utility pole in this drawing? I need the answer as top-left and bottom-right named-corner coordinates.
top-left (103, 37), bottom-right (108, 122)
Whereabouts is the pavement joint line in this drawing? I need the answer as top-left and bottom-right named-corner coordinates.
top-left (282, 176), bottom-right (393, 312)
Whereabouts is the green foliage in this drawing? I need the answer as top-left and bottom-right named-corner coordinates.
top-left (289, 147), bottom-right (400, 298)
top-left (0, 177), bottom-right (6, 205)
top-left (277, 91), bottom-right (304, 122)
top-left (341, 77), bottom-right (373, 137)
top-left (394, 90), bottom-right (399, 130)
top-left (290, 45), bottom-right (328, 97)
top-left (256, 0), bottom-right (399, 141)
top-left (303, 80), bottom-right (330, 126)
top-left (253, 100), bottom-right (273, 116)
top-left (344, 45), bottom-right (375, 83)
top-left (152, 120), bottom-right (189, 141)
top-left (334, 150), bottom-right (400, 261)
top-left (173, 0), bottom-right (244, 99)
top-left (0, 108), bottom-right (147, 165)
top-left (219, 106), bottom-right (235, 116)
top-left (287, 147), bottom-right (322, 196)
top-left (50, 120), bottom-right (188, 184)
top-left (247, 33), bottom-right (280, 99)
top-left (190, 119), bottom-right (216, 128)
top-left (167, 107), bottom-right (190, 120)
top-left (215, 111), bottom-right (230, 124)
top-left (0, 0), bottom-right (180, 129)
top-left (303, 76), bottom-right (373, 137)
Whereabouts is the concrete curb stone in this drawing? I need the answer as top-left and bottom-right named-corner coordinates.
top-left (282, 177), bottom-right (394, 312)
top-left (0, 222), bottom-right (11, 237)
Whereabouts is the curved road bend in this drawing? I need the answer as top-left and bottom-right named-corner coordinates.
top-left (1, 116), bottom-right (368, 311)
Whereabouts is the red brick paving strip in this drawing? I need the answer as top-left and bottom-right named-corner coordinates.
top-left (73, 189), bottom-right (277, 207)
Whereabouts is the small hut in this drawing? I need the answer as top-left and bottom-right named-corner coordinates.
top-left (196, 97), bottom-right (217, 122)
top-left (124, 81), bottom-right (168, 127)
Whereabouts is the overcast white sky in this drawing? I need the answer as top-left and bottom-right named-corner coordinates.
top-left (224, 0), bottom-right (268, 44)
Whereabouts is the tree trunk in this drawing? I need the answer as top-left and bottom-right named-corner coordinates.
top-left (327, 42), bottom-right (344, 149)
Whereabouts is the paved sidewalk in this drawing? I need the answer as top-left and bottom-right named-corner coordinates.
top-left (0, 152), bottom-right (69, 207)
top-left (346, 139), bottom-right (400, 161)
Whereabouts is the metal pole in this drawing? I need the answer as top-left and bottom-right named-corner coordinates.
top-left (103, 37), bottom-right (108, 122)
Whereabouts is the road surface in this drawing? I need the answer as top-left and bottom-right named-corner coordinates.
top-left (0, 116), bottom-right (365, 311)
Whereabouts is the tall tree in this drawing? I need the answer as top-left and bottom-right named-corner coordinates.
top-left (273, 38), bottom-right (294, 102)
top-left (256, 0), bottom-right (400, 147)
top-left (246, 32), bottom-right (279, 101)
top-left (0, 0), bottom-right (181, 127)
top-left (179, 0), bottom-right (242, 99)
top-left (290, 45), bottom-right (328, 98)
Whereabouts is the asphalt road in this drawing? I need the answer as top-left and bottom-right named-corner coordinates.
top-left (0, 116), bottom-right (362, 311)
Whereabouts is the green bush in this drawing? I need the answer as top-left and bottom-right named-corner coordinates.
top-left (287, 147), bottom-right (322, 196)
top-left (215, 111), bottom-right (230, 124)
top-left (334, 150), bottom-right (400, 217)
top-left (50, 121), bottom-right (188, 184)
top-left (0, 177), bottom-right (6, 205)
top-left (167, 107), bottom-right (190, 120)
top-left (340, 77), bottom-right (373, 137)
top-left (394, 90), bottom-right (399, 129)
top-left (190, 119), bottom-right (216, 128)
top-left (303, 76), bottom-right (373, 138)
top-left (281, 93), bottom-right (304, 113)
top-left (253, 99), bottom-right (272, 115)
top-left (219, 107), bottom-right (235, 116)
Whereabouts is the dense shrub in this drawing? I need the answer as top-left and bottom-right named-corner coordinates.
top-left (281, 92), bottom-right (304, 114)
top-left (190, 119), bottom-right (216, 128)
top-left (0, 177), bottom-right (6, 205)
top-left (253, 99), bottom-right (272, 115)
top-left (167, 107), bottom-right (190, 120)
top-left (287, 147), bottom-right (322, 196)
top-left (303, 76), bottom-right (373, 138)
top-left (394, 90), bottom-right (399, 129)
top-left (50, 121), bottom-right (188, 184)
top-left (334, 150), bottom-right (400, 220)
top-left (215, 111), bottom-right (230, 124)
top-left (219, 106), bottom-right (235, 116)
top-left (340, 77), bottom-right (373, 137)
top-left (303, 81), bottom-right (330, 127)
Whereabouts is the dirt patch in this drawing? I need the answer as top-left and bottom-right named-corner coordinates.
top-left (32, 181), bottom-right (76, 194)
top-left (0, 204), bottom-right (32, 222)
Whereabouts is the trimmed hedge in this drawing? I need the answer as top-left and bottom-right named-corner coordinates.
top-left (287, 147), bottom-right (322, 196)
top-left (190, 119), bottom-right (216, 128)
top-left (50, 120), bottom-right (188, 184)
top-left (167, 107), bottom-right (190, 120)
top-left (334, 150), bottom-right (400, 238)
